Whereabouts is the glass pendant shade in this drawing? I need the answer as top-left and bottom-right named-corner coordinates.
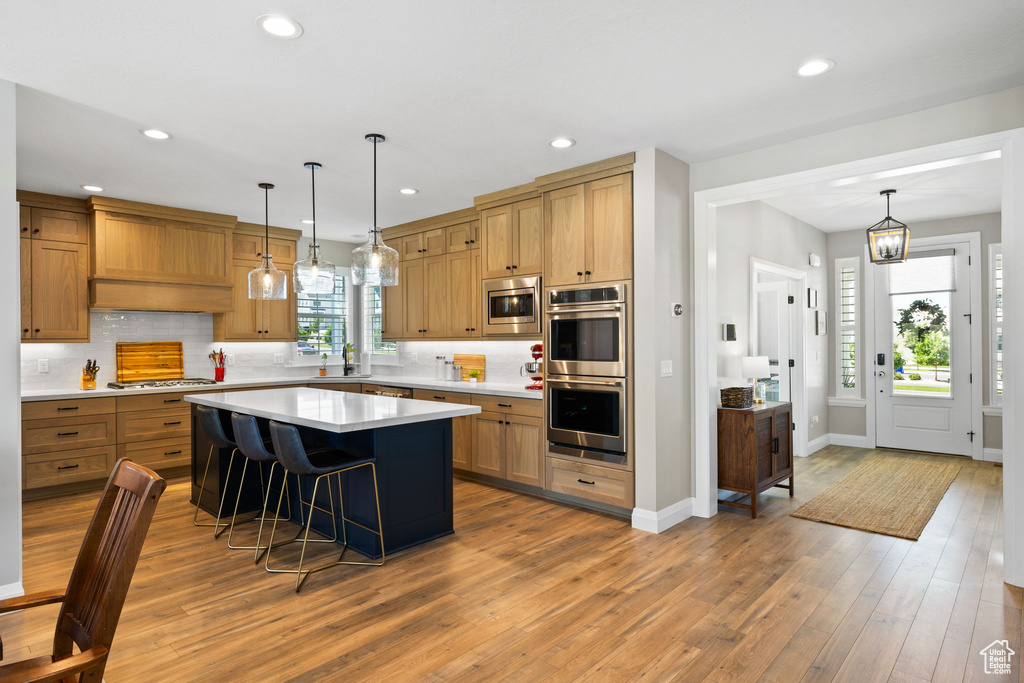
top-left (248, 254), bottom-right (288, 299)
top-left (293, 243), bottom-right (336, 294)
top-left (352, 229), bottom-right (399, 286)
top-left (867, 189), bottom-right (910, 264)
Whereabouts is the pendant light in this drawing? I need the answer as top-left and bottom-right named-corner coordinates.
top-left (867, 189), bottom-right (910, 264)
top-left (248, 183), bottom-right (288, 300)
top-left (293, 161), bottom-right (336, 294)
top-left (351, 133), bottom-right (399, 287)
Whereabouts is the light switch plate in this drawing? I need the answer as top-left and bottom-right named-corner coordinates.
top-left (228, 354), bottom-right (235, 366)
top-left (660, 360), bottom-right (673, 377)
top-left (274, 353), bottom-right (284, 365)
top-left (38, 359), bottom-right (49, 373)
top-left (408, 353), bottom-right (418, 364)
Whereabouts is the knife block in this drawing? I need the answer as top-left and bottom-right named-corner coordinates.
top-left (80, 374), bottom-right (97, 390)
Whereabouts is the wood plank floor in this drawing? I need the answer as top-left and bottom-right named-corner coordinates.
top-left (3, 446), bottom-right (1020, 682)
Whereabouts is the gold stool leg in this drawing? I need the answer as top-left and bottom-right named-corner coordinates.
top-left (193, 444), bottom-right (220, 527)
top-left (212, 448), bottom-right (239, 538)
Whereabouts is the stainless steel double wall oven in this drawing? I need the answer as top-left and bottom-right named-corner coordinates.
top-left (545, 283), bottom-right (629, 465)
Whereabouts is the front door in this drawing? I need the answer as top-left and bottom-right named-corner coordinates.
top-left (873, 243), bottom-right (973, 455)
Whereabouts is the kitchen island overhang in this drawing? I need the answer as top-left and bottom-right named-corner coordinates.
top-left (184, 387), bottom-right (481, 558)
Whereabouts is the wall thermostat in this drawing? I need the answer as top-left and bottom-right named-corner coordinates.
top-left (808, 253), bottom-right (821, 267)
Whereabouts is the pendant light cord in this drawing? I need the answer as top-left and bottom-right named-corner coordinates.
top-left (264, 185), bottom-right (270, 257)
top-left (310, 164), bottom-right (317, 247)
top-left (373, 137), bottom-right (379, 245)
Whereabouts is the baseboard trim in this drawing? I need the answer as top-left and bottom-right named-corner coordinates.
top-left (806, 434), bottom-right (830, 456)
top-left (829, 433), bottom-right (871, 448)
top-left (632, 497), bottom-right (695, 533)
top-left (984, 448), bottom-right (1003, 463)
top-left (0, 581), bottom-right (24, 601)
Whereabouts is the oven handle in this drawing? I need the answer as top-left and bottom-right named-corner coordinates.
top-left (548, 378), bottom-right (624, 387)
top-left (546, 304), bottom-right (622, 313)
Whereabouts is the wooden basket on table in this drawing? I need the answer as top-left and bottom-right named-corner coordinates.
top-left (721, 386), bottom-right (753, 409)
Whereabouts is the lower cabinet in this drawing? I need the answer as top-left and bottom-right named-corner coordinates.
top-left (412, 389), bottom-right (473, 471)
top-left (545, 457), bottom-right (635, 509)
top-left (472, 411), bottom-right (543, 487)
top-left (716, 401), bottom-right (794, 518)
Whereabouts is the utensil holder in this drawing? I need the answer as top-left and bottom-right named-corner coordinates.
top-left (215, 367), bottom-right (225, 382)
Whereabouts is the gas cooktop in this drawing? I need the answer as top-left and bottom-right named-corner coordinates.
top-left (106, 378), bottom-right (219, 390)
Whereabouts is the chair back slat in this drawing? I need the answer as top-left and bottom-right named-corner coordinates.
top-left (52, 459), bottom-right (166, 668)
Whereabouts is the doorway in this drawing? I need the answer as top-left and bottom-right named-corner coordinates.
top-left (870, 236), bottom-right (980, 456)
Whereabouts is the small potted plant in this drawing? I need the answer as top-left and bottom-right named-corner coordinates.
top-left (468, 369), bottom-right (481, 383)
top-left (319, 353), bottom-right (328, 377)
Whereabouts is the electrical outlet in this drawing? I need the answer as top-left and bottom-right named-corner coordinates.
top-left (274, 353), bottom-right (284, 365)
top-left (228, 354), bottom-right (235, 366)
top-left (660, 360), bottom-right (673, 377)
top-left (409, 352), bottom-right (418, 364)
top-left (811, 415), bottom-right (819, 424)
top-left (38, 359), bottom-right (49, 373)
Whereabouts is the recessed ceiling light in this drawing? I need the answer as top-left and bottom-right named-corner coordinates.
top-left (301, 219), bottom-right (315, 225)
top-left (257, 14), bottom-right (303, 39)
top-left (797, 58), bottom-right (835, 77)
top-left (81, 185), bottom-right (104, 192)
top-left (141, 129), bottom-right (171, 140)
top-left (549, 137), bottom-right (576, 149)
top-left (399, 188), bottom-right (418, 195)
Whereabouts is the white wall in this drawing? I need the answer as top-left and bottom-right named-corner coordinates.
top-left (633, 148), bottom-right (691, 530)
top-left (0, 80), bottom-right (22, 598)
top-left (382, 341), bottom-right (541, 385)
top-left (716, 201), bottom-right (829, 444)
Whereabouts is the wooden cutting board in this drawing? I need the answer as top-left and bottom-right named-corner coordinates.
top-left (116, 342), bottom-right (185, 382)
top-left (453, 354), bottom-right (485, 382)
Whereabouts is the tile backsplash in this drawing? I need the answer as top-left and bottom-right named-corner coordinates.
top-left (21, 311), bottom-right (540, 391)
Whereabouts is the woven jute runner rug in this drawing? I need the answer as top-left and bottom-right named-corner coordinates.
top-left (790, 456), bottom-right (961, 540)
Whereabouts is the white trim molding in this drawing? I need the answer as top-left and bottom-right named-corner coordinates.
top-left (828, 433), bottom-right (871, 449)
top-left (828, 397), bottom-right (867, 408)
top-left (983, 405), bottom-right (1003, 417)
top-left (0, 581), bottom-right (24, 601)
top-left (984, 448), bottom-right (1004, 463)
top-left (631, 498), bottom-right (695, 533)
top-left (807, 433), bottom-right (831, 455)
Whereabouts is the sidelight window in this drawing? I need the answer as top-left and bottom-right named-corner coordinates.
top-left (835, 257), bottom-right (859, 397)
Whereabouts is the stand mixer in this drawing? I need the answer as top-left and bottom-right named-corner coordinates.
top-left (520, 343), bottom-right (543, 391)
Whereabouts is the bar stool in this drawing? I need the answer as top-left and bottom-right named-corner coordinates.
top-left (228, 412), bottom-right (299, 560)
top-left (193, 405), bottom-right (239, 537)
top-left (265, 420), bottom-right (385, 591)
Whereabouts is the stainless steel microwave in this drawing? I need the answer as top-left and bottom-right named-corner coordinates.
top-left (482, 276), bottom-right (541, 336)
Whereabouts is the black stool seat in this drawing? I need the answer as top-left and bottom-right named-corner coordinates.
top-left (270, 421), bottom-right (375, 476)
top-left (306, 449), bottom-right (375, 476)
top-left (231, 413), bottom-right (276, 462)
top-left (197, 405), bottom-right (236, 449)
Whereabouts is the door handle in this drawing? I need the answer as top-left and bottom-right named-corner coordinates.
top-left (876, 370), bottom-right (886, 377)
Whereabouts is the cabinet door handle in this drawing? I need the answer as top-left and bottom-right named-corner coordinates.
top-left (505, 421), bottom-right (511, 425)
top-left (22, 329), bottom-right (28, 334)
top-left (577, 478), bottom-right (596, 485)
top-left (163, 398), bottom-right (181, 403)
top-left (34, 329), bottom-right (40, 333)
top-left (470, 239), bottom-right (475, 243)
top-left (470, 328), bottom-right (476, 331)
top-left (57, 406), bottom-right (79, 411)
top-left (164, 421), bottom-right (182, 426)
top-left (433, 396), bottom-right (446, 400)
top-left (164, 450), bottom-right (182, 456)
top-left (32, 228), bottom-right (40, 234)
top-left (512, 264), bottom-right (517, 269)
top-left (577, 271), bottom-right (583, 276)
top-left (465, 328), bottom-right (470, 332)
top-left (498, 403), bottom-right (512, 408)
top-left (585, 270), bottom-right (591, 275)
top-left (465, 240), bottom-right (470, 245)
top-left (57, 431), bottom-right (79, 437)
top-left (506, 266), bottom-right (512, 270)
top-left (21, 227), bottom-right (28, 232)
top-left (773, 436), bottom-right (779, 453)
top-left (57, 464), bottom-right (79, 470)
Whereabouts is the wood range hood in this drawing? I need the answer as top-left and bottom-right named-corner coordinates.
top-left (87, 196), bottom-right (236, 313)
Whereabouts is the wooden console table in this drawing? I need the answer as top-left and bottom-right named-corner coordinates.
top-left (717, 401), bottom-right (794, 518)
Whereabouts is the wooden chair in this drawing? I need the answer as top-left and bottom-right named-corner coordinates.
top-left (0, 458), bottom-right (166, 682)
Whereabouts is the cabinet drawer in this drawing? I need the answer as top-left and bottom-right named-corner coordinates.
top-left (118, 437), bottom-right (192, 470)
top-left (22, 397), bottom-right (116, 420)
top-left (23, 446), bottom-right (114, 489)
top-left (545, 457), bottom-right (634, 508)
top-left (115, 391), bottom-right (198, 413)
top-left (471, 395), bottom-right (543, 417)
top-left (412, 389), bottom-right (472, 404)
top-left (318, 383), bottom-right (363, 393)
top-left (117, 408), bottom-right (191, 443)
top-left (361, 384), bottom-right (413, 398)
top-left (22, 414), bottom-right (117, 454)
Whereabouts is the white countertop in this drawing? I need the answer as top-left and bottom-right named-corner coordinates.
top-left (184, 387), bottom-right (481, 433)
top-left (20, 374), bottom-right (543, 402)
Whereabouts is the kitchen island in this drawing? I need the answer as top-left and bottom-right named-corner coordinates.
top-left (185, 387), bottom-right (481, 558)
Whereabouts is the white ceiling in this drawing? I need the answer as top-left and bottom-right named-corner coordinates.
top-left (761, 157), bottom-right (1003, 232)
top-left (3, 1), bottom-right (1023, 242)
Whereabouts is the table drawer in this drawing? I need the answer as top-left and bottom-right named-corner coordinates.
top-left (23, 446), bottom-right (115, 489)
top-left (22, 397), bottom-right (116, 420)
top-left (361, 384), bottom-right (413, 398)
top-left (412, 389), bottom-right (472, 404)
top-left (472, 395), bottom-right (543, 417)
top-left (318, 383), bottom-right (363, 393)
top-left (545, 457), bottom-right (634, 509)
top-left (118, 437), bottom-right (192, 470)
top-left (22, 414), bottom-right (117, 454)
top-left (116, 391), bottom-right (197, 413)
top-left (117, 408), bottom-right (191, 442)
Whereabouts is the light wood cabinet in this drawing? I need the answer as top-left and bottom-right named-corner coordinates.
top-left (472, 411), bottom-right (507, 478)
top-left (19, 206), bottom-right (31, 237)
top-left (232, 234), bottom-right (297, 265)
top-left (446, 250), bottom-right (480, 337)
top-left (402, 259), bottom-right (425, 337)
top-left (402, 255), bottom-right (447, 338)
top-left (470, 402), bottom-right (544, 487)
top-left (545, 173), bottom-right (632, 286)
top-left (24, 240), bottom-right (90, 342)
top-left (480, 197), bottom-right (543, 278)
top-left (446, 221), bottom-right (478, 253)
top-left (401, 228), bottom-right (446, 260)
top-left (21, 208), bottom-right (89, 244)
top-left (381, 274), bottom-right (403, 340)
top-left (412, 389), bottom-right (474, 471)
top-left (214, 262), bottom-right (297, 342)
top-left (545, 458), bottom-right (635, 508)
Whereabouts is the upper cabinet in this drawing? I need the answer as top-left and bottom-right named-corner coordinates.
top-left (480, 197), bottom-right (543, 279)
top-left (18, 192), bottom-right (90, 342)
top-left (89, 197), bottom-right (236, 312)
top-left (446, 220), bottom-right (478, 253)
top-left (401, 228), bottom-right (446, 260)
top-left (544, 173), bottom-right (632, 286)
